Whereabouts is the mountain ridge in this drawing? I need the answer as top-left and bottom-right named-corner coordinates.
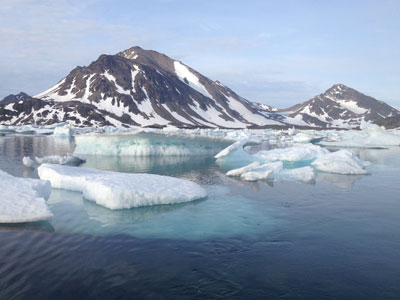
top-left (0, 47), bottom-right (398, 129)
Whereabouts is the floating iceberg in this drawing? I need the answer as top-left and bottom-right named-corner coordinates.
top-left (0, 170), bottom-right (52, 223)
top-left (240, 162), bottom-right (283, 182)
top-left (38, 164), bottom-right (207, 210)
top-left (292, 132), bottom-right (319, 143)
top-left (254, 144), bottom-right (329, 162)
top-left (277, 166), bottom-right (315, 183)
top-left (23, 156), bottom-right (35, 168)
top-left (53, 124), bottom-right (74, 137)
top-left (312, 150), bottom-right (370, 175)
top-left (74, 133), bottom-right (230, 156)
top-left (225, 160), bottom-right (314, 183)
top-left (241, 169), bottom-right (272, 182)
top-left (226, 162), bottom-right (261, 177)
top-left (215, 140), bottom-right (247, 159)
top-left (35, 154), bottom-right (86, 166)
top-left (214, 139), bottom-right (258, 169)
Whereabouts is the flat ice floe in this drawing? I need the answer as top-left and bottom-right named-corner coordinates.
top-left (0, 170), bottom-right (52, 223)
top-left (311, 150), bottom-right (371, 175)
top-left (38, 164), bottom-right (207, 210)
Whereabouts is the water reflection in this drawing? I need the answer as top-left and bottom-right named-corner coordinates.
top-left (0, 221), bottom-right (54, 233)
top-left (46, 186), bottom-right (277, 240)
top-left (0, 135), bottom-right (75, 177)
top-left (316, 172), bottom-right (365, 190)
top-left (84, 197), bottom-right (205, 227)
top-left (353, 147), bottom-right (400, 166)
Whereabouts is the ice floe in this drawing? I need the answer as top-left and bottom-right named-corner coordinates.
top-left (35, 154), bottom-right (86, 166)
top-left (240, 162), bottom-right (284, 182)
top-left (254, 144), bottom-right (329, 162)
top-left (38, 164), bottom-right (207, 209)
top-left (276, 166), bottom-right (315, 183)
top-left (311, 150), bottom-right (371, 175)
top-left (0, 170), bottom-right (52, 223)
top-left (53, 124), bottom-right (74, 137)
top-left (215, 140), bottom-right (247, 159)
top-left (74, 132), bottom-right (230, 156)
top-left (226, 162), bottom-right (261, 177)
top-left (23, 156), bottom-right (35, 168)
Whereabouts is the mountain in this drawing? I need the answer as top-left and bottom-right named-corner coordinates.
top-left (0, 92), bottom-right (30, 105)
top-left (0, 46), bottom-right (284, 128)
top-left (280, 84), bottom-right (400, 128)
top-left (0, 47), bottom-right (398, 129)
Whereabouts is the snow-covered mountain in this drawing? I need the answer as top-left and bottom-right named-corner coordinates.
top-left (281, 84), bottom-right (400, 128)
top-left (0, 47), bottom-right (398, 129)
top-left (0, 46), bottom-right (284, 128)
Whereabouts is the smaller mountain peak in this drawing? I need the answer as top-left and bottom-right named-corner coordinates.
top-left (325, 83), bottom-right (352, 95)
top-left (117, 46), bottom-right (144, 60)
top-left (331, 83), bottom-right (348, 90)
top-left (0, 92), bottom-right (30, 105)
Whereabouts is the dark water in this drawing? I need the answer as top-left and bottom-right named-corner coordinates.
top-left (1, 135), bottom-right (400, 299)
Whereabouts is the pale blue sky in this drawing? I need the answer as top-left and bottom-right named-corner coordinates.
top-left (1, 0), bottom-right (399, 108)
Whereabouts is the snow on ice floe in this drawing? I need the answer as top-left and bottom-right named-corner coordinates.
top-left (311, 150), bottom-right (371, 175)
top-left (38, 164), bottom-right (207, 210)
top-left (0, 170), bottom-right (52, 223)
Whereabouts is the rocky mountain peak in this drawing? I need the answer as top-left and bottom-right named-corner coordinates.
top-left (0, 92), bottom-right (30, 105)
top-left (283, 83), bottom-right (400, 128)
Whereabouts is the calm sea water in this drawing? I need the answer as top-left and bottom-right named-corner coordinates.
top-left (1, 135), bottom-right (400, 299)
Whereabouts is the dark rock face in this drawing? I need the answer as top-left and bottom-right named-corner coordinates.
top-left (281, 84), bottom-right (400, 128)
top-left (374, 115), bottom-right (400, 129)
top-left (0, 92), bottom-right (30, 105)
top-left (1, 46), bottom-right (281, 128)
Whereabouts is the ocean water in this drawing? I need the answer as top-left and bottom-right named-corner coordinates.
top-left (1, 135), bottom-right (400, 299)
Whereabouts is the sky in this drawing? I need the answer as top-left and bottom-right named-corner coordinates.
top-left (0, 0), bottom-right (399, 108)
